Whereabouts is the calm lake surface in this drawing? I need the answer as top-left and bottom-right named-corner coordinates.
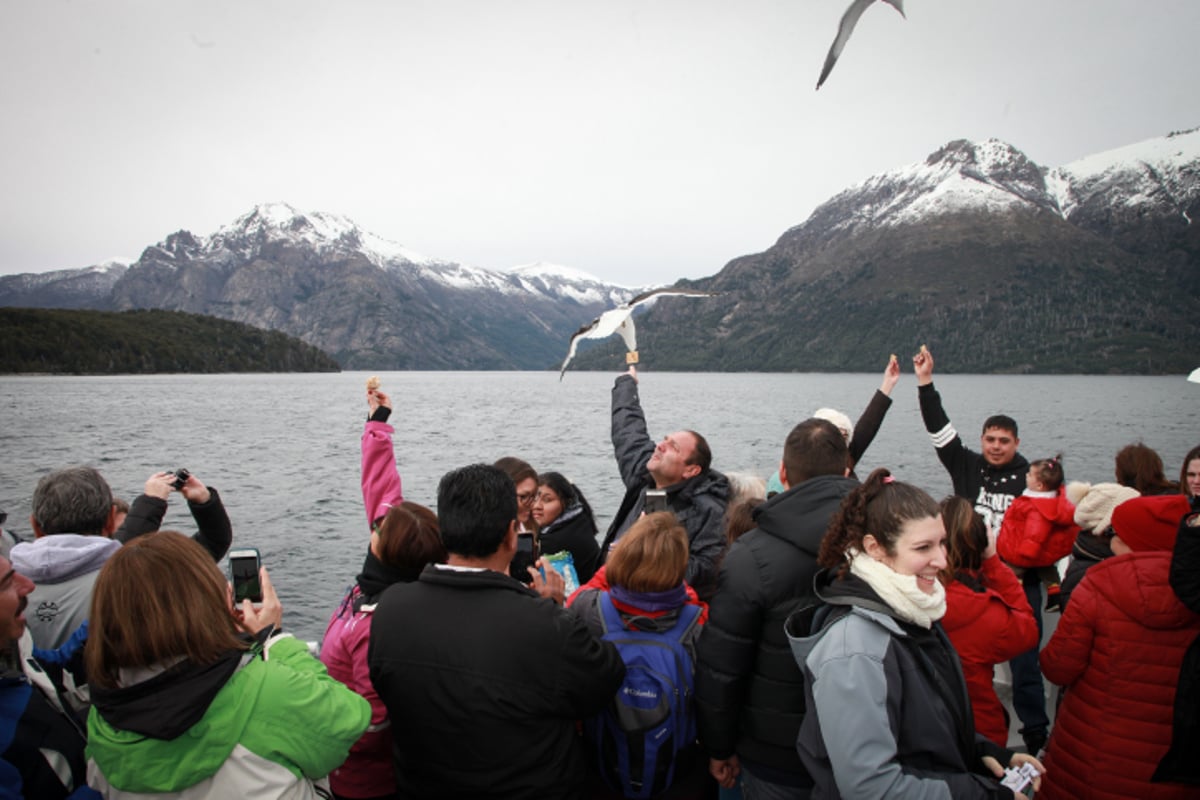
top-left (1, 371), bottom-right (1196, 641)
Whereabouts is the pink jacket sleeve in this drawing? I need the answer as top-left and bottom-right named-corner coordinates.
top-left (362, 420), bottom-right (402, 525)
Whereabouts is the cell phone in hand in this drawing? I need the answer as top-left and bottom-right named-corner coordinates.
top-left (1001, 763), bottom-right (1038, 795)
top-left (228, 547), bottom-right (263, 603)
top-left (644, 489), bottom-right (669, 514)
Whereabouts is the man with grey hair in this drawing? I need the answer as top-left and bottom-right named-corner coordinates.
top-left (11, 466), bottom-right (231, 649)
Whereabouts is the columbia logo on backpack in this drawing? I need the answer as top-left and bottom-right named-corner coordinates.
top-left (584, 593), bottom-right (702, 799)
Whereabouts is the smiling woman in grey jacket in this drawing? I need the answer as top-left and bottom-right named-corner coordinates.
top-left (786, 470), bottom-right (1043, 800)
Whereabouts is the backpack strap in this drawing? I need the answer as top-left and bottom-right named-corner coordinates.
top-left (598, 592), bottom-right (624, 635)
top-left (667, 602), bottom-right (702, 643)
top-left (599, 592), bottom-right (702, 641)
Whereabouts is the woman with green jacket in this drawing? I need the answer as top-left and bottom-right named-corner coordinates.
top-left (85, 532), bottom-right (369, 798)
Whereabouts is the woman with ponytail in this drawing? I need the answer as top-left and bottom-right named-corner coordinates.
top-left (786, 469), bottom-right (1043, 799)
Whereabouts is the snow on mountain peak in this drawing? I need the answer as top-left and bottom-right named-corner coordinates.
top-left (511, 262), bottom-right (612, 285)
top-left (1056, 127), bottom-right (1200, 182)
top-left (507, 262), bottom-right (631, 305)
top-left (94, 257), bottom-right (133, 272)
top-left (822, 138), bottom-right (1041, 234)
top-left (1048, 127), bottom-right (1200, 222)
top-left (209, 203), bottom-right (436, 267)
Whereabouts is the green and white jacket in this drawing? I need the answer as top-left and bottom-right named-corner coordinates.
top-left (86, 633), bottom-right (370, 798)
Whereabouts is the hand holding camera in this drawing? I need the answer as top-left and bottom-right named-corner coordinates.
top-left (143, 469), bottom-right (210, 504)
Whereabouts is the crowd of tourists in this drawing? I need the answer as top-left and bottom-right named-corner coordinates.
top-left (3, 346), bottom-right (1198, 800)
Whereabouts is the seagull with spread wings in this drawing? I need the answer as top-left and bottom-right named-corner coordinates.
top-left (558, 287), bottom-right (715, 380)
top-left (1188, 367), bottom-right (1200, 384)
top-left (816, 0), bottom-right (906, 90)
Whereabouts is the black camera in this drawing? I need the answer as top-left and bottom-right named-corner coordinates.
top-left (170, 469), bottom-right (191, 490)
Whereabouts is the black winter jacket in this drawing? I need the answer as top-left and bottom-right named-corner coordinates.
top-left (600, 375), bottom-right (729, 599)
top-left (113, 487), bottom-right (233, 562)
top-left (694, 474), bottom-right (857, 783)
top-left (1154, 511), bottom-right (1200, 785)
top-left (1060, 528), bottom-right (1113, 611)
top-left (368, 565), bottom-right (625, 800)
top-left (539, 503), bottom-right (601, 585)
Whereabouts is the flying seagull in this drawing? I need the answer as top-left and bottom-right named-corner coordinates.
top-left (816, 0), bottom-right (906, 90)
top-left (558, 287), bottom-right (715, 380)
top-left (1189, 367), bottom-right (1200, 384)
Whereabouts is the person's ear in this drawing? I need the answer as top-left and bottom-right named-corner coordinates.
top-left (863, 534), bottom-right (887, 561)
top-left (102, 504), bottom-right (120, 537)
top-left (502, 520), bottom-right (518, 553)
top-left (682, 463), bottom-right (701, 480)
top-left (30, 515), bottom-right (45, 539)
top-left (778, 461), bottom-right (790, 490)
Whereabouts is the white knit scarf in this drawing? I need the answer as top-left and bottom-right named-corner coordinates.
top-left (848, 549), bottom-right (946, 629)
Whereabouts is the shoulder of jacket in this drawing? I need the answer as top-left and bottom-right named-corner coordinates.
top-left (809, 607), bottom-right (897, 665)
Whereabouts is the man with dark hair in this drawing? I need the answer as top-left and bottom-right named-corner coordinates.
top-left (11, 466), bottom-right (231, 650)
top-left (368, 464), bottom-right (625, 799)
top-left (599, 367), bottom-right (730, 599)
top-left (913, 346), bottom-right (1048, 754)
top-left (696, 418), bottom-right (857, 798)
top-left (913, 349), bottom-right (1027, 531)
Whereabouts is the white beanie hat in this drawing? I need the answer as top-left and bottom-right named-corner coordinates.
top-left (1067, 481), bottom-right (1140, 534)
top-left (814, 408), bottom-right (853, 442)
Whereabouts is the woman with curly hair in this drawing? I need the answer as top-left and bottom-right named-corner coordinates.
top-left (787, 469), bottom-right (1042, 799)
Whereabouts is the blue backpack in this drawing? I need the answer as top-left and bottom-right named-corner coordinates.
top-left (584, 593), bottom-right (703, 799)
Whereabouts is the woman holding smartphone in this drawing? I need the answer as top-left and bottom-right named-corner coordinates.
top-left (86, 532), bottom-right (369, 797)
top-left (495, 456), bottom-right (541, 582)
top-left (787, 470), bottom-right (1043, 799)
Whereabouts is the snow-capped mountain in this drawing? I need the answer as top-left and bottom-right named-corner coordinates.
top-left (786, 128), bottom-right (1200, 249)
top-left (4, 128), bottom-right (1196, 373)
top-left (0, 202), bottom-right (637, 369)
top-left (1049, 128), bottom-right (1200, 222)
top-left (613, 128), bottom-right (1199, 374)
top-left (123, 202), bottom-right (628, 305)
top-left (509, 262), bottom-right (634, 306)
top-left (0, 260), bottom-right (130, 309)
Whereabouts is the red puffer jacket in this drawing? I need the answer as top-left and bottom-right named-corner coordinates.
top-left (941, 556), bottom-right (1039, 746)
top-left (1038, 552), bottom-right (1200, 800)
top-left (997, 489), bottom-right (1078, 567)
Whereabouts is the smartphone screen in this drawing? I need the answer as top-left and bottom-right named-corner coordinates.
top-left (644, 490), bottom-right (669, 514)
top-left (229, 548), bottom-right (262, 603)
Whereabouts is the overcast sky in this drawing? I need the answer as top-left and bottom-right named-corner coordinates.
top-left (2, 0), bottom-right (1196, 287)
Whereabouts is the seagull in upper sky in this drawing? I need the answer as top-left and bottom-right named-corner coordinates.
top-left (558, 287), bottom-right (716, 380)
top-left (816, 0), bottom-right (906, 90)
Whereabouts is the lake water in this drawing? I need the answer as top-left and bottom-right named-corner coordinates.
top-left (1, 370), bottom-right (1196, 642)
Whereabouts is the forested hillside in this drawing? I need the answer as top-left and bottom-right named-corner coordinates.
top-left (0, 308), bottom-right (341, 374)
